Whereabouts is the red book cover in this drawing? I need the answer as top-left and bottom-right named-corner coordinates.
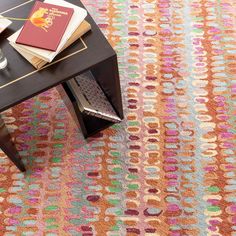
top-left (16, 1), bottom-right (74, 51)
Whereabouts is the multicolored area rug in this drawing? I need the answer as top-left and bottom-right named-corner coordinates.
top-left (1, 0), bottom-right (236, 235)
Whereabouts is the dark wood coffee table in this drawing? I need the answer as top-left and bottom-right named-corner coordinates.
top-left (0, 0), bottom-right (123, 171)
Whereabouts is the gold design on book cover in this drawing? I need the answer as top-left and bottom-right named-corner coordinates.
top-left (30, 7), bottom-right (69, 32)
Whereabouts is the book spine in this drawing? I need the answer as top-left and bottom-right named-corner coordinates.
top-left (84, 108), bottom-right (121, 123)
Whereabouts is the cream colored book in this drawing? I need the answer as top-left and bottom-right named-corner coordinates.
top-left (10, 20), bottom-right (91, 69)
top-left (0, 15), bottom-right (12, 34)
top-left (8, 0), bottom-right (87, 62)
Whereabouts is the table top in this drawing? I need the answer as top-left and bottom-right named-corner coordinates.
top-left (0, 0), bottom-right (116, 113)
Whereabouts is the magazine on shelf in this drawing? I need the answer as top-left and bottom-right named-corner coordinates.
top-left (67, 71), bottom-right (121, 123)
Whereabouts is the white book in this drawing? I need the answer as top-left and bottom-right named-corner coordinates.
top-left (67, 71), bottom-right (121, 123)
top-left (0, 15), bottom-right (12, 34)
top-left (8, 0), bottom-right (87, 62)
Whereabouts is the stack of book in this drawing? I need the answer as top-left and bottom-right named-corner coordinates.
top-left (7, 0), bottom-right (91, 69)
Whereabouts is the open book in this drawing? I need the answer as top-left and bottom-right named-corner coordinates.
top-left (67, 71), bottom-right (121, 123)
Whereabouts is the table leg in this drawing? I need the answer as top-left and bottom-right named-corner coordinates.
top-left (91, 55), bottom-right (124, 119)
top-left (0, 115), bottom-right (25, 172)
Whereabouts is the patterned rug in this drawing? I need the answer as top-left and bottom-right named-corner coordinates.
top-left (1, 0), bottom-right (236, 235)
